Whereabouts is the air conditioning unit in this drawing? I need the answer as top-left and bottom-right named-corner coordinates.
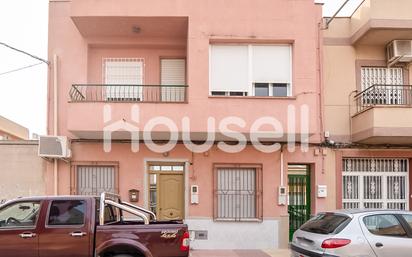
top-left (38, 136), bottom-right (71, 158)
top-left (387, 40), bottom-right (412, 64)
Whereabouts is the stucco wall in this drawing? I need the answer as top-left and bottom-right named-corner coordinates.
top-left (0, 141), bottom-right (46, 201)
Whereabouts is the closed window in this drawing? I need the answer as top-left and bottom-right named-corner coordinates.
top-left (48, 200), bottom-right (86, 226)
top-left (0, 201), bottom-right (40, 228)
top-left (401, 215), bottom-right (412, 230)
top-left (214, 165), bottom-right (262, 221)
top-left (300, 213), bottom-right (350, 235)
top-left (210, 44), bottom-right (292, 97)
top-left (363, 214), bottom-right (407, 237)
top-left (254, 83), bottom-right (270, 96)
top-left (254, 83), bottom-right (289, 97)
top-left (76, 165), bottom-right (117, 196)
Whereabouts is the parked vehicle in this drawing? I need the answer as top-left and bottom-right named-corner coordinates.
top-left (291, 209), bottom-right (412, 257)
top-left (0, 192), bottom-right (190, 257)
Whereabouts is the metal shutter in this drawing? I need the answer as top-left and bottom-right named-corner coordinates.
top-left (77, 166), bottom-right (116, 195)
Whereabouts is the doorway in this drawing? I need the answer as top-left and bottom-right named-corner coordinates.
top-left (288, 164), bottom-right (311, 241)
top-left (148, 163), bottom-right (185, 220)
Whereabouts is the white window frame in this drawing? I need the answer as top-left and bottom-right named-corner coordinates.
top-left (253, 82), bottom-right (290, 97)
top-left (209, 44), bottom-right (293, 97)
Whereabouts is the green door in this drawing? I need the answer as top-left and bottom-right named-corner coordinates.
top-left (288, 165), bottom-right (311, 241)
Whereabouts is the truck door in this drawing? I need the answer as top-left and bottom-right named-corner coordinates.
top-left (39, 199), bottom-right (91, 257)
top-left (0, 200), bottom-right (41, 257)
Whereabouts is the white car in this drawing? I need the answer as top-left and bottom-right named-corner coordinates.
top-left (291, 209), bottom-right (412, 257)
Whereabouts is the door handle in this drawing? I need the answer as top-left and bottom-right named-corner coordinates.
top-left (70, 231), bottom-right (87, 237)
top-left (375, 242), bottom-right (383, 248)
top-left (19, 232), bottom-right (36, 239)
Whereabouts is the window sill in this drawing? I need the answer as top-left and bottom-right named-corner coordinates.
top-left (208, 96), bottom-right (296, 100)
top-left (214, 218), bottom-right (263, 223)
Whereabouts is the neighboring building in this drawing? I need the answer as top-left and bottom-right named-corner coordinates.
top-left (47, 0), bottom-right (327, 249)
top-left (0, 115), bottom-right (29, 140)
top-left (0, 141), bottom-right (46, 202)
top-left (323, 0), bottom-right (412, 211)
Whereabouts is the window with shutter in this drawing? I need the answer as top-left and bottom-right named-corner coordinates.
top-left (103, 58), bottom-right (144, 101)
top-left (209, 44), bottom-right (292, 97)
top-left (160, 59), bottom-right (186, 102)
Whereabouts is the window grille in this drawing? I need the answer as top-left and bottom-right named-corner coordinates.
top-left (342, 158), bottom-right (409, 210)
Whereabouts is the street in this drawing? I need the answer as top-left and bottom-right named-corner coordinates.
top-left (190, 249), bottom-right (291, 257)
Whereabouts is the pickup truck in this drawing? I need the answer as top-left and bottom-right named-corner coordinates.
top-left (0, 192), bottom-right (190, 257)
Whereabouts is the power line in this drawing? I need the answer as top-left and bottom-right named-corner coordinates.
top-left (0, 41), bottom-right (49, 65)
top-left (0, 62), bottom-right (44, 76)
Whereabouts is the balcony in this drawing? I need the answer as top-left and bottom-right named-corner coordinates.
top-left (324, 0), bottom-right (412, 46)
top-left (352, 85), bottom-right (412, 144)
top-left (69, 84), bottom-right (188, 103)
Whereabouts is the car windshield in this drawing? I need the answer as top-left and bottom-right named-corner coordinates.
top-left (300, 213), bottom-right (350, 235)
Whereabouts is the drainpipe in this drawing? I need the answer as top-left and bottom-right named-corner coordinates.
top-left (53, 54), bottom-right (59, 195)
top-left (280, 144), bottom-right (284, 187)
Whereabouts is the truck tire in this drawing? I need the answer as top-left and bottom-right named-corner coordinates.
top-left (113, 255), bottom-right (137, 257)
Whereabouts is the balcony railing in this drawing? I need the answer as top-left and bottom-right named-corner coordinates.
top-left (69, 84), bottom-right (188, 103)
top-left (354, 85), bottom-right (412, 113)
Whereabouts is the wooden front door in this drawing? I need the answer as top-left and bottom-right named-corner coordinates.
top-left (158, 174), bottom-right (184, 220)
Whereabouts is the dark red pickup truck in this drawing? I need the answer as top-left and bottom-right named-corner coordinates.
top-left (0, 192), bottom-right (190, 257)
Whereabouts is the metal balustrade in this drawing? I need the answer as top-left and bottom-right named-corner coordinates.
top-left (69, 84), bottom-right (188, 103)
top-left (354, 85), bottom-right (412, 113)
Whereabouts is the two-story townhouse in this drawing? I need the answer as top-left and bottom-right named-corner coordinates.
top-left (324, 0), bottom-right (412, 213)
top-left (46, 0), bottom-right (325, 249)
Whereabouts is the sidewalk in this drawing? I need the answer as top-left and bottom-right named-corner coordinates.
top-left (190, 249), bottom-right (291, 257)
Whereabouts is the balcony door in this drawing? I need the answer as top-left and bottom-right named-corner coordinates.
top-left (160, 58), bottom-right (186, 102)
top-left (103, 58), bottom-right (144, 101)
top-left (361, 67), bottom-right (404, 105)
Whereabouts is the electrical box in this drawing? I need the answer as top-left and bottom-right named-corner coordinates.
top-left (278, 186), bottom-right (287, 206)
top-left (317, 185), bottom-right (327, 198)
top-left (191, 185), bottom-right (199, 204)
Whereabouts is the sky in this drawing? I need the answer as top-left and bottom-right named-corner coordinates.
top-left (0, 0), bottom-right (363, 138)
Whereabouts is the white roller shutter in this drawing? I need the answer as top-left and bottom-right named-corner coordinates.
top-left (103, 58), bottom-right (144, 100)
top-left (161, 59), bottom-right (186, 85)
top-left (252, 45), bottom-right (291, 83)
top-left (160, 59), bottom-right (186, 102)
top-left (210, 45), bottom-right (249, 92)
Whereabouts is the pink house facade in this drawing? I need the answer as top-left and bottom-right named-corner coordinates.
top-left (46, 0), bottom-right (325, 249)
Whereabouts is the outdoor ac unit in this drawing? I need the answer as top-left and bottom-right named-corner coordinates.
top-left (38, 136), bottom-right (71, 158)
top-left (387, 40), bottom-right (412, 64)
